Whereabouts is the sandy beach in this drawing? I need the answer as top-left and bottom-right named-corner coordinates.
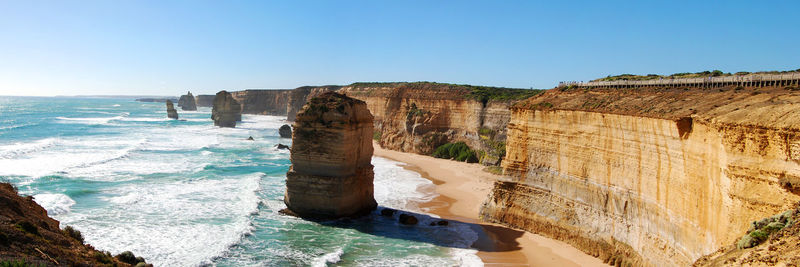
top-left (373, 143), bottom-right (604, 266)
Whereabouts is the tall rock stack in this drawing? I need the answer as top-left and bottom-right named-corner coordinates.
top-left (211, 91), bottom-right (242, 127)
top-left (178, 91), bottom-right (197, 111)
top-left (166, 100), bottom-right (179, 119)
top-left (284, 92), bottom-right (377, 219)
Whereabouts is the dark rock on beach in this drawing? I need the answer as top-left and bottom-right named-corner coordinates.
top-left (380, 208), bottom-right (397, 217)
top-left (399, 214), bottom-right (418, 225)
top-left (276, 143), bottom-right (290, 150)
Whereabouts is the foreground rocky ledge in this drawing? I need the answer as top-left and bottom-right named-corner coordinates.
top-left (283, 92), bottom-right (377, 219)
top-left (0, 183), bottom-right (148, 266)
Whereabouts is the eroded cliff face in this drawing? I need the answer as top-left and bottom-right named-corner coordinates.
top-left (195, 95), bottom-right (215, 107)
top-left (338, 83), bottom-right (515, 160)
top-left (228, 83), bottom-right (534, 165)
top-left (230, 90), bottom-right (292, 115)
top-left (284, 92), bottom-right (377, 218)
top-left (481, 86), bottom-right (800, 266)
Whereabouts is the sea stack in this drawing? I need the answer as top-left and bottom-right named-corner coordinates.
top-left (284, 92), bottom-right (377, 219)
top-left (211, 90), bottom-right (242, 127)
top-left (166, 100), bottom-right (179, 119)
top-left (279, 124), bottom-right (292, 138)
top-left (178, 91), bottom-right (197, 111)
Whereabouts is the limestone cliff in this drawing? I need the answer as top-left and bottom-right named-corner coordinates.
top-left (228, 83), bottom-right (536, 165)
top-left (211, 91), bottom-right (242, 128)
top-left (286, 86), bottom-right (342, 121)
top-left (480, 86), bottom-right (800, 266)
top-left (195, 94), bottom-right (215, 107)
top-left (284, 92), bottom-right (377, 219)
top-left (230, 90), bottom-right (292, 115)
top-left (166, 100), bottom-right (178, 119)
top-left (178, 91), bottom-right (197, 111)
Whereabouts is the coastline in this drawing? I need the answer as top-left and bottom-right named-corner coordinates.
top-left (373, 142), bottom-right (604, 266)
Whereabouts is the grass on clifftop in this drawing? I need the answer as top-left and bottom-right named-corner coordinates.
top-left (348, 81), bottom-right (541, 102)
top-left (594, 68), bottom-right (800, 82)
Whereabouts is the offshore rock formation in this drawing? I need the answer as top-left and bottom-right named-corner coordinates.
top-left (165, 100), bottom-right (178, 119)
top-left (178, 91), bottom-right (197, 111)
top-left (0, 183), bottom-right (143, 266)
top-left (279, 124), bottom-right (292, 138)
top-left (211, 91), bottom-right (242, 128)
top-left (284, 92), bottom-right (377, 219)
top-left (195, 94), bottom-right (215, 107)
top-left (480, 85), bottom-right (800, 266)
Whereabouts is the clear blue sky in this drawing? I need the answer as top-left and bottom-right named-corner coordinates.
top-left (1, 0), bottom-right (798, 96)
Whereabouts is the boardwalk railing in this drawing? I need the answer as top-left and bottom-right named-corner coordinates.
top-left (560, 73), bottom-right (800, 89)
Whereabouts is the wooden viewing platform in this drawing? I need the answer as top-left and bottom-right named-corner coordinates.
top-left (560, 73), bottom-right (800, 89)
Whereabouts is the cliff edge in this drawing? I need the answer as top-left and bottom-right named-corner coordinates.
top-left (481, 85), bottom-right (800, 266)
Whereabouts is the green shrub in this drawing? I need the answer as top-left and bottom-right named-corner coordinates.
top-left (432, 142), bottom-right (478, 163)
top-left (0, 260), bottom-right (43, 267)
top-left (15, 221), bottom-right (38, 236)
top-left (483, 166), bottom-right (503, 175)
top-left (478, 127), bottom-right (494, 136)
top-left (63, 226), bottom-right (84, 244)
top-left (373, 131), bottom-right (382, 141)
top-left (93, 251), bottom-right (113, 264)
top-left (748, 229), bottom-right (769, 243)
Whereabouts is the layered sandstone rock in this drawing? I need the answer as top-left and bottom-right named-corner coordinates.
top-left (211, 91), bottom-right (242, 128)
top-left (481, 86), bottom-right (800, 266)
top-left (195, 95), bottom-right (215, 107)
top-left (284, 92), bottom-right (377, 219)
top-left (165, 100), bottom-right (178, 119)
top-left (178, 91), bottom-right (197, 111)
top-left (228, 82), bottom-right (534, 166)
top-left (286, 86), bottom-right (342, 121)
top-left (230, 90), bottom-right (292, 115)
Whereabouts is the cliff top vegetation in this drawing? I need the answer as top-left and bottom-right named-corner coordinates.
top-left (594, 69), bottom-right (800, 82)
top-left (347, 81), bottom-right (541, 102)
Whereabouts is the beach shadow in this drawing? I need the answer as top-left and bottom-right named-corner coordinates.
top-left (299, 206), bottom-right (525, 253)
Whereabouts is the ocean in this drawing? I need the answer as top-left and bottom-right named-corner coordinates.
top-left (0, 96), bottom-right (482, 266)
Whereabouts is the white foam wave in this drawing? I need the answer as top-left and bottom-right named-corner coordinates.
top-left (55, 174), bottom-right (263, 266)
top-left (33, 193), bottom-right (76, 215)
top-left (56, 115), bottom-right (125, 125)
top-left (0, 122), bottom-right (35, 131)
top-left (0, 137), bottom-right (145, 177)
top-left (311, 247), bottom-right (344, 267)
top-left (372, 156), bottom-right (437, 211)
top-left (0, 138), bottom-right (58, 159)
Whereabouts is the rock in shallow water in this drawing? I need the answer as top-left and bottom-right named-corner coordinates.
top-left (284, 92), bottom-right (377, 219)
top-left (166, 100), bottom-right (178, 119)
top-left (279, 124), bottom-right (292, 138)
top-left (211, 91), bottom-right (242, 128)
top-left (178, 91), bottom-right (197, 111)
top-left (398, 214), bottom-right (418, 225)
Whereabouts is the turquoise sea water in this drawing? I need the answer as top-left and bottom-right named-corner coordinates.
top-left (0, 97), bottom-right (482, 266)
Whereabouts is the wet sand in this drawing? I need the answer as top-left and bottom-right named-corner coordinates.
top-left (373, 143), bottom-right (604, 266)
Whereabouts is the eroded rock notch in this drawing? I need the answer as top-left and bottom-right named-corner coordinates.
top-left (284, 92), bottom-right (377, 219)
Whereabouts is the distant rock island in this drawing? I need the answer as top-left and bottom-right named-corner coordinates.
top-left (283, 92), bottom-right (377, 219)
top-left (178, 91), bottom-right (197, 111)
